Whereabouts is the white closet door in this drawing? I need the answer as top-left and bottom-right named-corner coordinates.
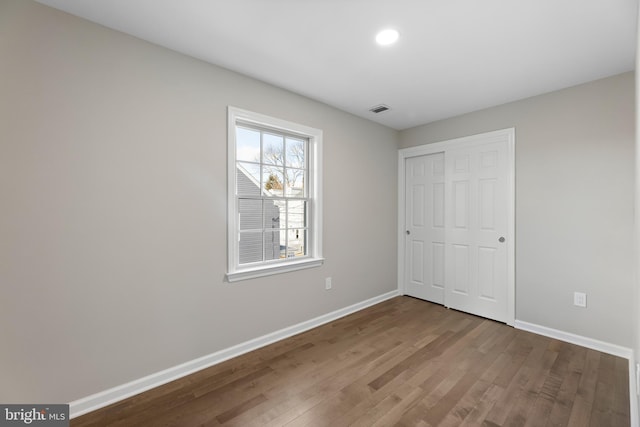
top-left (445, 140), bottom-right (509, 322)
top-left (404, 152), bottom-right (445, 304)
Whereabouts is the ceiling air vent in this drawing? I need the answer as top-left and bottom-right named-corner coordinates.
top-left (369, 104), bottom-right (391, 114)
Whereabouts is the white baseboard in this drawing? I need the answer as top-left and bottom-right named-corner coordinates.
top-left (69, 290), bottom-right (399, 418)
top-left (515, 320), bottom-right (637, 426)
top-left (628, 357), bottom-right (638, 427)
top-left (514, 320), bottom-right (633, 359)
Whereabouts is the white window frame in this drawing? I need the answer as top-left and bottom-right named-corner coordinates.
top-left (227, 106), bottom-right (323, 282)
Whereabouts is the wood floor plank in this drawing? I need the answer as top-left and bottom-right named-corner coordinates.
top-left (588, 353), bottom-right (629, 427)
top-left (544, 343), bottom-right (585, 426)
top-left (521, 350), bottom-right (564, 426)
top-left (613, 356), bottom-right (631, 424)
top-left (70, 297), bottom-right (630, 427)
top-left (334, 371), bottom-right (426, 427)
top-left (483, 337), bottom-right (550, 425)
top-left (458, 341), bottom-right (552, 426)
top-left (458, 383), bottom-right (505, 426)
top-left (252, 348), bottom-right (406, 425)
top-left (421, 326), bottom-right (536, 426)
top-left (567, 348), bottom-right (601, 426)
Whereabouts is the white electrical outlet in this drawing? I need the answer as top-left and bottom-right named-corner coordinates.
top-left (325, 277), bottom-right (332, 290)
top-left (573, 292), bottom-right (587, 308)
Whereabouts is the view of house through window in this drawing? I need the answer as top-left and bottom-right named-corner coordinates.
top-left (235, 124), bottom-right (309, 264)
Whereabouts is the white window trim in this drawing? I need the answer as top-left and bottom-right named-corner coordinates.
top-left (227, 106), bottom-right (323, 282)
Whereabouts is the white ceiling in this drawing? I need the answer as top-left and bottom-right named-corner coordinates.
top-left (36, 0), bottom-right (638, 130)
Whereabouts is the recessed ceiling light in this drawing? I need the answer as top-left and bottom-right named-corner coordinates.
top-left (375, 29), bottom-right (399, 46)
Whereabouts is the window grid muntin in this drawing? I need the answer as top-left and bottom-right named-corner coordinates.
top-left (236, 124), bottom-right (309, 265)
top-left (237, 197), bottom-right (310, 265)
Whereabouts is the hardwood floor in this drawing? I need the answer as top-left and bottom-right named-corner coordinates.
top-left (71, 296), bottom-right (630, 426)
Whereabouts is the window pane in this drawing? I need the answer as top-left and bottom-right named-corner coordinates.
top-left (287, 200), bottom-right (306, 229)
top-left (236, 162), bottom-right (261, 196)
top-left (263, 199), bottom-right (282, 229)
top-left (239, 231), bottom-right (263, 264)
top-left (229, 108), bottom-right (321, 278)
top-left (264, 230), bottom-right (285, 260)
top-left (239, 199), bottom-right (262, 230)
top-left (285, 168), bottom-right (305, 196)
top-left (286, 229), bottom-right (306, 257)
top-left (263, 166), bottom-right (284, 197)
top-left (263, 133), bottom-right (284, 165)
top-left (286, 137), bottom-right (305, 168)
top-left (236, 127), bottom-right (260, 162)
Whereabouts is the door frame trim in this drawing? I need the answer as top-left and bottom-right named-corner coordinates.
top-left (398, 128), bottom-right (516, 326)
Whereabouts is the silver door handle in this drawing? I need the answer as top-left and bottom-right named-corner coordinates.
top-left (498, 236), bottom-right (505, 243)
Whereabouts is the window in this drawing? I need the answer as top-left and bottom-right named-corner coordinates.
top-left (227, 107), bottom-right (323, 282)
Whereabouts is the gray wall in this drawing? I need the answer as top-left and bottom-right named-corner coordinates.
top-left (400, 72), bottom-right (635, 348)
top-left (0, 0), bottom-right (398, 403)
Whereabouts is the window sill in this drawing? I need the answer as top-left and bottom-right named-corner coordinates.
top-left (226, 257), bottom-right (324, 282)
